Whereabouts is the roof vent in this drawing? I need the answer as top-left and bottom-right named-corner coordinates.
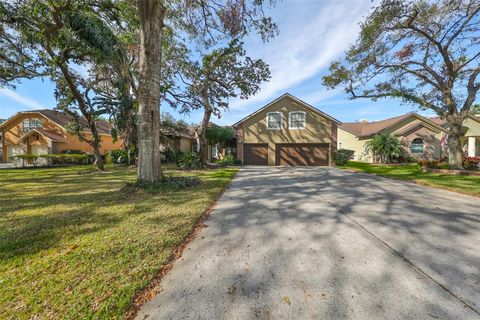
top-left (357, 119), bottom-right (369, 123)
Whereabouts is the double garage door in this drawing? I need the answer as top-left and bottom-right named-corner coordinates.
top-left (243, 143), bottom-right (329, 166)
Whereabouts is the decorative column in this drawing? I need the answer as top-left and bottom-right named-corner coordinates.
top-left (467, 136), bottom-right (476, 157)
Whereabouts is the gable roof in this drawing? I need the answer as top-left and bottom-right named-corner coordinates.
top-left (0, 109), bottom-right (112, 135)
top-left (19, 128), bottom-right (69, 143)
top-left (340, 112), bottom-right (447, 138)
top-left (233, 93), bottom-right (341, 127)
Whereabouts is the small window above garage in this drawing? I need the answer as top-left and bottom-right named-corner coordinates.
top-left (267, 112), bottom-right (282, 129)
top-left (289, 111), bottom-right (306, 129)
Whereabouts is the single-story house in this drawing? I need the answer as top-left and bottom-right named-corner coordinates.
top-left (339, 113), bottom-right (480, 162)
top-left (233, 93), bottom-right (341, 166)
top-left (0, 110), bottom-right (122, 163)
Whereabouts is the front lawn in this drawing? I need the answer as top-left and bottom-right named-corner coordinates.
top-left (341, 161), bottom-right (480, 197)
top-left (0, 165), bottom-right (238, 319)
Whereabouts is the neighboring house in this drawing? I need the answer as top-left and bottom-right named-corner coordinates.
top-left (161, 128), bottom-right (196, 155)
top-left (430, 114), bottom-right (480, 158)
top-left (233, 93), bottom-right (341, 166)
top-left (338, 113), bottom-right (480, 162)
top-left (0, 110), bottom-right (122, 163)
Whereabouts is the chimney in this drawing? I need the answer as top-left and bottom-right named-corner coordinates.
top-left (357, 119), bottom-right (369, 123)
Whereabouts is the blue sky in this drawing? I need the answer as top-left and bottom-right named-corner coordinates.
top-left (0, 0), bottom-right (438, 124)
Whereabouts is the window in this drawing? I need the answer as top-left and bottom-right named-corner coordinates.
top-left (22, 118), bottom-right (42, 133)
top-left (411, 138), bottom-right (424, 154)
top-left (211, 145), bottom-right (218, 159)
top-left (289, 111), bottom-right (306, 129)
top-left (267, 112), bottom-right (282, 129)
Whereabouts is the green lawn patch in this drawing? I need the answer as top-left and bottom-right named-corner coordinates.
top-left (0, 165), bottom-right (238, 319)
top-left (341, 161), bottom-right (480, 197)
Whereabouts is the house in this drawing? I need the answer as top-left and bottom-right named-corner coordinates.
top-left (233, 93), bottom-right (341, 166)
top-left (338, 113), bottom-right (480, 162)
top-left (161, 127), bottom-right (196, 155)
top-left (430, 114), bottom-right (480, 158)
top-left (0, 109), bottom-right (122, 163)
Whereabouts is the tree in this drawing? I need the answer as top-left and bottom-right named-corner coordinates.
top-left (0, 1), bottom-right (129, 171)
top-left (365, 134), bottom-right (403, 163)
top-left (135, 0), bottom-right (277, 183)
top-left (173, 39), bottom-right (270, 165)
top-left (323, 0), bottom-right (480, 168)
top-left (205, 126), bottom-right (235, 158)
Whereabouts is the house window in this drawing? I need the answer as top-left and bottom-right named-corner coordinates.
top-left (411, 138), bottom-right (424, 154)
top-left (289, 111), bottom-right (306, 129)
top-left (22, 118), bottom-right (42, 133)
top-left (267, 112), bottom-right (282, 129)
top-left (211, 145), bottom-right (218, 159)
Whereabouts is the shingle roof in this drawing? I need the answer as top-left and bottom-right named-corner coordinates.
top-left (19, 128), bottom-right (69, 142)
top-left (340, 114), bottom-right (412, 137)
top-left (34, 109), bottom-right (112, 134)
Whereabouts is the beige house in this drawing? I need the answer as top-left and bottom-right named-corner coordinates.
top-left (233, 93), bottom-right (341, 166)
top-left (339, 113), bottom-right (480, 162)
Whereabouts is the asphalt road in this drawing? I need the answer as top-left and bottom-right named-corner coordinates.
top-left (136, 166), bottom-right (480, 320)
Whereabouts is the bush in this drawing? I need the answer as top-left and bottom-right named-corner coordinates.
top-left (418, 160), bottom-right (439, 168)
top-left (463, 156), bottom-right (480, 171)
top-left (216, 154), bottom-right (241, 166)
top-left (164, 148), bottom-right (181, 163)
top-left (177, 152), bottom-right (201, 169)
top-left (12, 154), bottom-right (40, 167)
top-left (62, 149), bottom-right (83, 154)
top-left (110, 149), bottom-right (129, 164)
top-left (333, 149), bottom-right (355, 166)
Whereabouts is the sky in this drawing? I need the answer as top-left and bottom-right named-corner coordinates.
top-left (0, 0), bottom-right (439, 124)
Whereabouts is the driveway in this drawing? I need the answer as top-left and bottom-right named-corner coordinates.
top-left (137, 166), bottom-right (480, 320)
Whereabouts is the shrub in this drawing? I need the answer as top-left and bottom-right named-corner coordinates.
top-left (216, 154), bottom-right (241, 166)
top-left (164, 148), bottom-right (181, 163)
top-left (177, 152), bottom-right (201, 169)
top-left (110, 149), bottom-right (129, 164)
top-left (418, 160), bottom-right (439, 168)
top-left (463, 157), bottom-right (480, 171)
top-left (12, 154), bottom-right (39, 167)
top-left (62, 149), bottom-right (83, 154)
top-left (333, 149), bottom-right (355, 166)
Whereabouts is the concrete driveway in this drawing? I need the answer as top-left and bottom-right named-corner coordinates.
top-left (137, 166), bottom-right (480, 320)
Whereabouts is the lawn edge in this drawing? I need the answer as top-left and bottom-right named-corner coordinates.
top-left (340, 167), bottom-right (480, 198)
top-left (124, 168), bottom-right (239, 320)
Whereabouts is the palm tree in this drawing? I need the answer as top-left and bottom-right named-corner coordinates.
top-left (365, 134), bottom-right (403, 163)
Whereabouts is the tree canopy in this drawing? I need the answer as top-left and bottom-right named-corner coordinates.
top-left (323, 0), bottom-right (480, 167)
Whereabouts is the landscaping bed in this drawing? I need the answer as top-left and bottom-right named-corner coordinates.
top-left (0, 165), bottom-right (238, 319)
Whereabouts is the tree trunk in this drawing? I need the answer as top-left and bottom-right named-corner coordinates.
top-left (198, 106), bottom-right (213, 165)
top-left (447, 117), bottom-right (464, 169)
top-left (89, 122), bottom-right (105, 171)
top-left (136, 0), bottom-right (166, 183)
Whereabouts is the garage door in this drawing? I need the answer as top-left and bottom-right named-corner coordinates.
top-left (275, 143), bottom-right (329, 166)
top-left (244, 143), bottom-right (268, 165)
top-left (31, 145), bottom-right (48, 155)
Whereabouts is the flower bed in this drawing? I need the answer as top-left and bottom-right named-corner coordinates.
top-left (422, 167), bottom-right (480, 176)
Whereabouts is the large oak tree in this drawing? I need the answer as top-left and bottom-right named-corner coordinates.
top-left (323, 0), bottom-right (480, 167)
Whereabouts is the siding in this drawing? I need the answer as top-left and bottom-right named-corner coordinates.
top-left (237, 96), bottom-right (333, 165)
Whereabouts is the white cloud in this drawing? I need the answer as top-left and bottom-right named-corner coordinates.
top-left (227, 1), bottom-right (373, 112)
top-left (0, 88), bottom-right (46, 110)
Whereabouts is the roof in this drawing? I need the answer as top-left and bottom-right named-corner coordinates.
top-left (0, 109), bottom-right (112, 135)
top-left (233, 93), bottom-right (342, 127)
top-left (430, 114), bottom-right (480, 127)
top-left (340, 113), bottom-right (446, 138)
top-left (19, 128), bottom-right (69, 143)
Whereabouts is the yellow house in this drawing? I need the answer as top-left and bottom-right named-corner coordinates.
top-left (339, 113), bottom-right (480, 162)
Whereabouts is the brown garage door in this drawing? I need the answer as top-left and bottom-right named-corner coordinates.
top-left (275, 143), bottom-right (329, 166)
top-left (244, 143), bottom-right (268, 165)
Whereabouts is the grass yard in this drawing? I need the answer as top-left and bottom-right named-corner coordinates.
top-left (341, 161), bottom-right (480, 197)
top-left (0, 165), bottom-right (238, 319)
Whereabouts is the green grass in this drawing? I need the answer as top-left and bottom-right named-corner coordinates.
top-left (341, 161), bottom-right (480, 197)
top-left (0, 165), bottom-right (238, 319)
